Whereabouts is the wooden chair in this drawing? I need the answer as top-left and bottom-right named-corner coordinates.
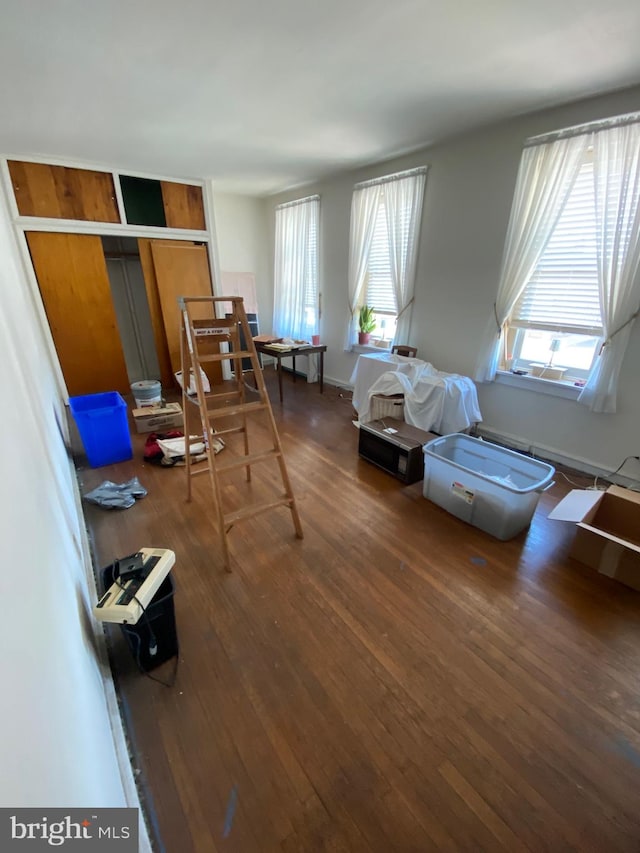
top-left (391, 345), bottom-right (417, 358)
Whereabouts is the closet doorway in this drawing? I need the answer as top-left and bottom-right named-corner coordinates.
top-left (103, 236), bottom-right (160, 387)
top-left (26, 232), bottom-right (218, 397)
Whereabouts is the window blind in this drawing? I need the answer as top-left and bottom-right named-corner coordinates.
top-left (303, 207), bottom-right (318, 313)
top-left (510, 160), bottom-right (603, 334)
top-left (366, 194), bottom-right (413, 314)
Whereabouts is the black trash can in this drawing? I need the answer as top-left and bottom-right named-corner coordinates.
top-left (101, 561), bottom-right (179, 672)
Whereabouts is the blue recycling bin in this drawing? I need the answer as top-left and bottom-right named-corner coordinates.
top-left (69, 392), bottom-right (133, 467)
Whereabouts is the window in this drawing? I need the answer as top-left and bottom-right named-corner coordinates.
top-left (347, 167), bottom-right (426, 348)
top-left (506, 154), bottom-right (602, 382)
top-left (363, 194), bottom-right (403, 343)
top-left (273, 195), bottom-right (319, 342)
top-left (477, 113), bottom-right (640, 412)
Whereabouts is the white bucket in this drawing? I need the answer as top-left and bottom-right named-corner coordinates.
top-left (131, 380), bottom-right (162, 408)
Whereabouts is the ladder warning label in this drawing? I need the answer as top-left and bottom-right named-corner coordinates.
top-left (195, 327), bottom-right (227, 336)
top-left (451, 481), bottom-right (475, 504)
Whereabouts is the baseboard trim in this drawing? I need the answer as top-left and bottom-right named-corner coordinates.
top-left (70, 459), bottom-right (153, 852)
top-left (477, 424), bottom-right (638, 486)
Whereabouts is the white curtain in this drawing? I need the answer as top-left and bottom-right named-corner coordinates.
top-left (385, 170), bottom-right (427, 346)
top-left (346, 183), bottom-right (380, 348)
top-left (474, 134), bottom-right (590, 382)
top-left (578, 122), bottom-right (640, 412)
top-left (273, 196), bottom-right (318, 342)
top-left (273, 196), bottom-right (319, 381)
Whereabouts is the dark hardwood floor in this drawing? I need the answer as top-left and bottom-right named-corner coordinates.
top-left (79, 368), bottom-right (640, 852)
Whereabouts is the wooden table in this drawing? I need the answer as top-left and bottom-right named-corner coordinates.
top-left (254, 342), bottom-right (327, 403)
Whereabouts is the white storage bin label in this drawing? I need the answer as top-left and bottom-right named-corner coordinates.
top-left (451, 481), bottom-right (475, 504)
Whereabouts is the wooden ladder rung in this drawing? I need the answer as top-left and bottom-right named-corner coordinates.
top-left (215, 449), bottom-right (280, 473)
top-left (208, 425), bottom-right (247, 438)
top-left (190, 466), bottom-right (212, 477)
top-left (206, 400), bottom-right (267, 419)
top-left (204, 398), bottom-right (259, 413)
top-left (195, 350), bottom-right (253, 363)
top-left (185, 391), bottom-right (257, 409)
top-left (201, 389), bottom-right (244, 401)
top-left (192, 317), bottom-right (236, 329)
top-left (224, 497), bottom-right (293, 528)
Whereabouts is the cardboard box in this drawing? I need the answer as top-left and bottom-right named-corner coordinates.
top-left (132, 402), bottom-right (184, 434)
top-left (549, 485), bottom-right (640, 591)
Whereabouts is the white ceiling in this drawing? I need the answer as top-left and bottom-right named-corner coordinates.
top-left (2, 0), bottom-right (640, 196)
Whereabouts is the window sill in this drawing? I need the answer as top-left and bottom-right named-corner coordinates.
top-left (351, 343), bottom-right (392, 355)
top-left (495, 370), bottom-right (583, 400)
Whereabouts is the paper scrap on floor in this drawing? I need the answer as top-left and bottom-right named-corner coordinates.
top-left (156, 434), bottom-right (225, 460)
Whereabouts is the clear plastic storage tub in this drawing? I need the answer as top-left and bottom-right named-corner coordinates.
top-left (423, 434), bottom-right (555, 540)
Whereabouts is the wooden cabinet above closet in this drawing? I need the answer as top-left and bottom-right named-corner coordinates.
top-left (9, 161), bottom-right (120, 222)
top-left (7, 160), bottom-right (206, 231)
top-left (160, 180), bottom-right (206, 230)
top-left (119, 174), bottom-right (207, 230)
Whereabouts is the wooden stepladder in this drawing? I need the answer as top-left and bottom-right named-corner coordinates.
top-left (179, 296), bottom-right (303, 571)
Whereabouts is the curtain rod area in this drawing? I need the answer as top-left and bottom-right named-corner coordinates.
top-left (276, 194), bottom-right (320, 210)
top-left (526, 111), bottom-right (640, 147)
top-left (354, 165), bottom-right (428, 190)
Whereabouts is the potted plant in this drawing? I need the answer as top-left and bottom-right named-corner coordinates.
top-left (358, 305), bottom-right (376, 344)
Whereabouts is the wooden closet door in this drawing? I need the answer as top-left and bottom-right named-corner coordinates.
top-left (137, 238), bottom-right (174, 390)
top-left (147, 240), bottom-right (222, 384)
top-left (26, 232), bottom-right (130, 396)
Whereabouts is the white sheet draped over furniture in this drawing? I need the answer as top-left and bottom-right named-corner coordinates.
top-left (350, 352), bottom-right (482, 435)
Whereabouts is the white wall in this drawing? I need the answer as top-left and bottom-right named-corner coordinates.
top-left (265, 84), bottom-right (640, 475)
top-left (0, 187), bottom-right (145, 819)
top-left (213, 191), bottom-right (271, 325)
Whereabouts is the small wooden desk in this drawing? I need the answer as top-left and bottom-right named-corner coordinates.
top-left (254, 342), bottom-right (327, 403)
